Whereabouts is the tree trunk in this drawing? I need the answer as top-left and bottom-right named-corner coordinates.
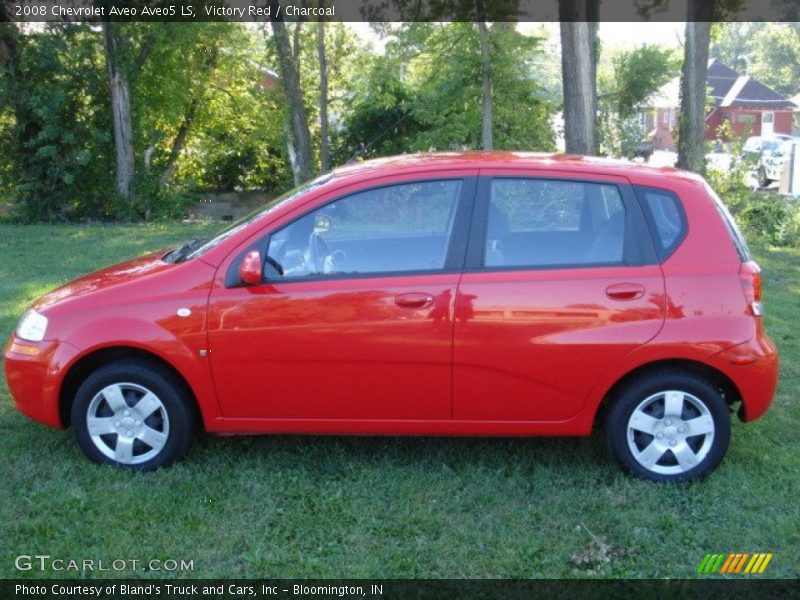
top-left (159, 45), bottom-right (218, 186)
top-left (559, 0), bottom-right (599, 155)
top-left (103, 24), bottom-right (135, 210)
top-left (478, 21), bottom-right (493, 151)
top-left (271, 19), bottom-right (313, 185)
top-left (160, 100), bottom-right (197, 186)
top-left (317, 21), bottom-right (330, 172)
top-left (677, 1), bottom-right (715, 172)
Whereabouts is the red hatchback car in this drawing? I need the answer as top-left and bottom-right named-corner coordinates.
top-left (4, 153), bottom-right (778, 481)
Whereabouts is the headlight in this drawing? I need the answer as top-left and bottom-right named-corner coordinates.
top-left (16, 309), bottom-right (48, 342)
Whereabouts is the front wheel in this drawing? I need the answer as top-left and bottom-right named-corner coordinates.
top-left (71, 360), bottom-right (196, 470)
top-left (605, 370), bottom-right (731, 482)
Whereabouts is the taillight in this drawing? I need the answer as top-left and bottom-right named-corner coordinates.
top-left (739, 261), bottom-right (763, 316)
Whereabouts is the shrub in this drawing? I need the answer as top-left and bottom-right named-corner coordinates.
top-left (707, 139), bottom-right (800, 248)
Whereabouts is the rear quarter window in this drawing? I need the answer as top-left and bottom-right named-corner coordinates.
top-left (635, 186), bottom-right (687, 260)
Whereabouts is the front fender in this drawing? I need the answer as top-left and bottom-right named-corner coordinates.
top-left (61, 317), bottom-right (223, 430)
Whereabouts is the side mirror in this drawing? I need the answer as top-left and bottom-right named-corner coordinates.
top-left (239, 250), bottom-right (263, 285)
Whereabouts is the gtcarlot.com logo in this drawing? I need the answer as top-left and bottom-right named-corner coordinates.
top-left (697, 552), bottom-right (773, 575)
top-left (14, 554), bottom-right (194, 573)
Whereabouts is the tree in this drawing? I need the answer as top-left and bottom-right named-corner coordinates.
top-left (709, 22), bottom-right (764, 73)
top-left (559, 0), bottom-right (599, 155)
top-left (383, 23), bottom-right (552, 152)
top-left (317, 21), bottom-right (330, 172)
top-left (676, 0), bottom-right (715, 172)
top-left (103, 24), bottom-right (135, 209)
top-left (0, 22), bottom-right (291, 220)
top-left (269, 20), bottom-right (313, 185)
top-left (611, 45), bottom-right (679, 118)
top-left (0, 23), bottom-right (116, 220)
top-left (596, 44), bottom-right (679, 157)
top-left (169, 25), bottom-right (290, 193)
top-left (0, 12), bottom-right (40, 208)
top-left (478, 21), bottom-right (493, 150)
top-left (748, 24), bottom-right (800, 96)
top-left (335, 62), bottom-right (425, 162)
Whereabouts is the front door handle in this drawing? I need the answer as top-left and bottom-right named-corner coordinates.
top-left (606, 283), bottom-right (645, 301)
top-left (395, 292), bottom-right (435, 309)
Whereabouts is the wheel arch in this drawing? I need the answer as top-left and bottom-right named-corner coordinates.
top-left (59, 346), bottom-right (203, 430)
top-left (592, 358), bottom-right (743, 430)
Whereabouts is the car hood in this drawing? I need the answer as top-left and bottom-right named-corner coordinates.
top-left (34, 250), bottom-right (177, 312)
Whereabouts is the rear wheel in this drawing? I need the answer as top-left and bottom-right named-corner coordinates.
top-left (71, 360), bottom-right (195, 470)
top-left (605, 370), bottom-right (730, 482)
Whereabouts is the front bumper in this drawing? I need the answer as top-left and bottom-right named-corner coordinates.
top-left (3, 336), bottom-right (79, 429)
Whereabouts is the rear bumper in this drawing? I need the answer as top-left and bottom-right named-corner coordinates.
top-left (709, 333), bottom-right (779, 423)
top-left (3, 336), bottom-right (79, 429)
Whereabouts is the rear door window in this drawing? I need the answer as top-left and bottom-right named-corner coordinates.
top-left (484, 178), bottom-right (626, 268)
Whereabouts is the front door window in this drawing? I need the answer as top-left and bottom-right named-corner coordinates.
top-left (266, 180), bottom-right (463, 278)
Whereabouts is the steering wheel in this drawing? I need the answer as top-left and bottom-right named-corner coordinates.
top-left (308, 232), bottom-right (332, 273)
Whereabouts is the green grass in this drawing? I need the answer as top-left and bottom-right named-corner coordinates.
top-left (0, 224), bottom-right (798, 579)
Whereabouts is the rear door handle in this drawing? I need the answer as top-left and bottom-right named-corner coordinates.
top-left (395, 292), bottom-right (435, 309)
top-left (606, 283), bottom-right (645, 301)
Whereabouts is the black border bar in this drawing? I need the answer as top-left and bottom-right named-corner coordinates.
top-left (4, 0), bottom-right (800, 23)
top-left (3, 579), bottom-right (800, 599)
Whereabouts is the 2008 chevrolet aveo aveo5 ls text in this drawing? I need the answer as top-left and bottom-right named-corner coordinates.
top-left (4, 153), bottom-right (778, 482)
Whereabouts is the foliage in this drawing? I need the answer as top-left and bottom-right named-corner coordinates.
top-left (170, 25), bottom-right (289, 193)
top-left (610, 45), bottom-right (679, 118)
top-left (0, 24), bottom-right (114, 221)
top-left (333, 23), bottom-right (555, 161)
top-left (335, 23), bottom-right (555, 160)
top-left (334, 62), bottom-right (426, 162)
top-left (709, 22), bottom-right (763, 73)
top-left (5, 21), bottom-right (749, 221)
top-left (597, 114), bottom-right (648, 159)
top-left (2, 22), bottom-right (556, 220)
top-left (748, 23), bottom-right (800, 97)
top-left (596, 45), bottom-right (679, 158)
top-left (402, 23), bottom-right (554, 152)
top-left (0, 23), bottom-right (291, 221)
top-left (706, 123), bottom-right (800, 248)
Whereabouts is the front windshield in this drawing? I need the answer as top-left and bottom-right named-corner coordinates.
top-left (181, 172), bottom-right (334, 262)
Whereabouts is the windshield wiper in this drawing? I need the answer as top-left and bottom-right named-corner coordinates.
top-left (164, 238), bottom-right (207, 263)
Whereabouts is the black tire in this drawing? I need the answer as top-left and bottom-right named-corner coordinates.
top-left (71, 360), bottom-right (196, 470)
top-left (757, 167), bottom-right (770, 188)
top-left (604, 369), bottom-right (731, 482)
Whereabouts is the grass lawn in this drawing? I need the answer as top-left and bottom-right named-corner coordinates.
top-left (0, 223), bottom-right (798, 579)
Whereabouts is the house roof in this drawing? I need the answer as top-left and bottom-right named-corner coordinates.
top-left (707, 59), bottom-right (740, 105)
top-left (651, 58), bottom-right (796, 110)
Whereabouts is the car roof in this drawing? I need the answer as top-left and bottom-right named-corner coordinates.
top-left (330, 151), bottom-right (704, 187)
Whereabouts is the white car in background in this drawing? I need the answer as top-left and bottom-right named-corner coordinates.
top-left (742, 135), bottom-right (795, 188)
